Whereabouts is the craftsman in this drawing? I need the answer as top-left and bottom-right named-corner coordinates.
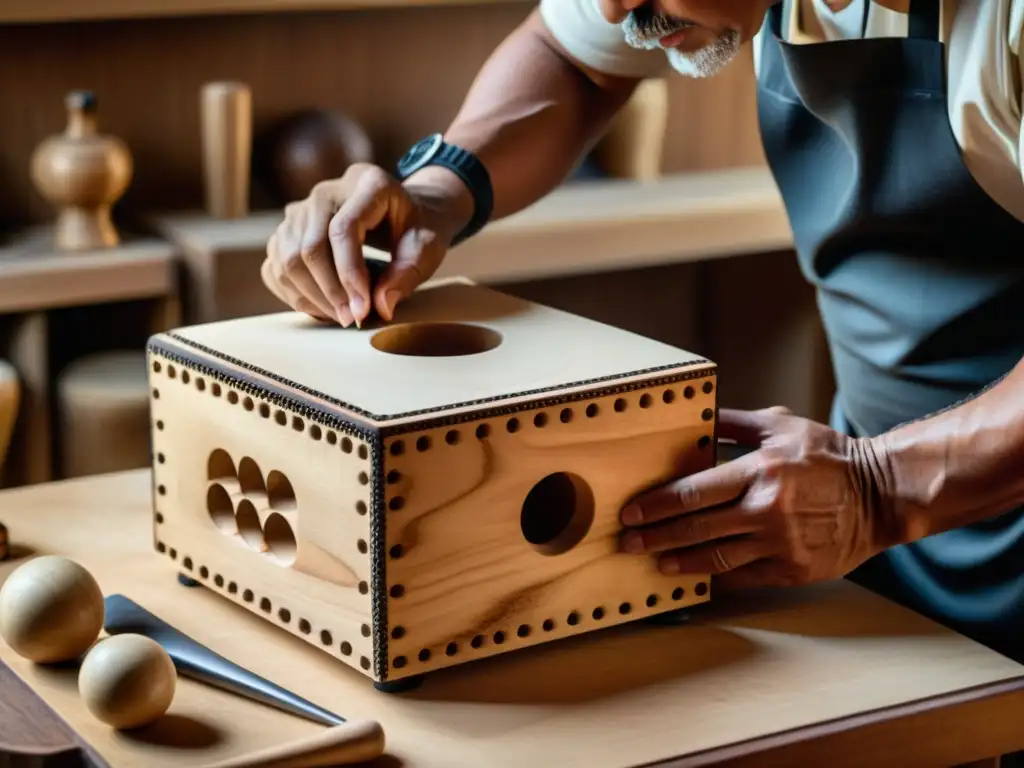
top-left (262, 0), bottom-right (1024, 665)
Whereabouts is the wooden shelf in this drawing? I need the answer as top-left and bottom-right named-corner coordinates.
top-left (449, 165), bottom-right (791, 283)
top-left (0, 226), bottom-right (179, 315)
top-left (150, 166), bottom-right (791, 288)
top-left (0, 0), bottom-right (527, 24)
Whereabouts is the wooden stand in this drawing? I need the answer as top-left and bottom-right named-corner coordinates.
top-left (147, 277), bottom-right (718, 689)
top-left (56, 350), bottom-right (152, 478)
top-left (146, 168), bottom-right (792, 323)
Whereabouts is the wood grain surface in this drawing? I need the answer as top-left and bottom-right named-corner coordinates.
top-left (0, 659), bottom-right (106, 768)
top-left (3, 470), bottom-right (1024, 767)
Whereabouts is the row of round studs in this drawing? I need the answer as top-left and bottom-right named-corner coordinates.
top-left (385, 379), bottom-right (715, 458)
top-left (379, 378), bottom-right (717, 520)
top-left (389, 583), bottom-right (708, 670)
top-left (155, 543), bottom-right (374, 672)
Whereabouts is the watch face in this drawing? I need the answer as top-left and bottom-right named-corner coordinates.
top-left (397, 133), bottom-right (443, 178)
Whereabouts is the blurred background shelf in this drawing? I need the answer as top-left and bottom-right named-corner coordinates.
top-left (0, 0), bottom-right (528, 24)
top-left (0, 226), bottom-right (178, 314)
top-left (149, 167), bottom-right (791, 324)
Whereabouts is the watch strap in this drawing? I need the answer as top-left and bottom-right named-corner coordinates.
top-left (397, 135), bottom-right (493, 247)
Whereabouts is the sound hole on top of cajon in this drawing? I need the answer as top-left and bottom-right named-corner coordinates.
top-left (370, 322), bottom-right (502, 357)
top-left (204, 449), bottom-right (299, 566)
top-left (520, 472), bottom-right (595, 555)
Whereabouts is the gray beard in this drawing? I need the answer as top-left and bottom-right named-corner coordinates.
top-left (621, 16), bottom-right (742, 79)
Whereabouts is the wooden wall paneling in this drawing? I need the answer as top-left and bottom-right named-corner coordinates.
top-left (696, 249), bottom-right (835, 423)
top-left (659, 43), bottom-right (768, 174)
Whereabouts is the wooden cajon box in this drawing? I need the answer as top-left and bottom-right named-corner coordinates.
top-left (146, 277), bottom-right (719, 691)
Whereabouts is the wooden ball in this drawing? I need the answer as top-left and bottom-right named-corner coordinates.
top-left (271, 109), bottom-right (373, 203)
top-left (79, 634), bottom-right (176, 730)
top-left (0, 555), bottom-right (104, 663)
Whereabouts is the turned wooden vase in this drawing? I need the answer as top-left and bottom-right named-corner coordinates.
top-left (30, 90), bottom-right (134, 251)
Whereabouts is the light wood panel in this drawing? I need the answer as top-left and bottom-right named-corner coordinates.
top-left (145, 279), bottom-right (718, 684)
top-left (2, 469), bottom-right (1024, 767)
top-left (0, 7), bottom-right (766, 228)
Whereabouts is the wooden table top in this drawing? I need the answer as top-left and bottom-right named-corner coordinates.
top-left (2, 469), bottom-right (1024, 767)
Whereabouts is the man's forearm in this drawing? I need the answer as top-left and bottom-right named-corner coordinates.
top-left (870, 356), bottom-right (1024, 546)
top-left (403, 9), bottom-right (639, 237)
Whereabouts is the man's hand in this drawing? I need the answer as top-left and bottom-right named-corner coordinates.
top-left (261, 163), bottom-right (465, 327)
top-left (619, 406), bottom-right (895, 590)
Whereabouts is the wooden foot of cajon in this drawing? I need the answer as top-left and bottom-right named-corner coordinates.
top-left (147, 277), bottom-right (718, 691)
top-left (373, 675), bottom-right (424, 694)
top-left (56, 350), bottom-right (151, 478)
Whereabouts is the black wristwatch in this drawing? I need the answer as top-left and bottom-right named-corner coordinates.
top-left (395, 133), bottom-right (493, 247)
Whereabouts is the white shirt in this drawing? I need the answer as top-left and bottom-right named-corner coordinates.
top-left (539, 0), bottom-right (1024, 223)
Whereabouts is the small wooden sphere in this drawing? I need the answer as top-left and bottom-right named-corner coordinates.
top-left (0, 555), bottom-right (104, 663)
top-left (79, 634), bottom-right (176, 730)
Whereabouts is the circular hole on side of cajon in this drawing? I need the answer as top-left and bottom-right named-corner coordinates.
top-left (206, 483), bottom-right (236, 533)
top-left (267, 470), bottom-right (297, 511)
top-left (520, 472), bottom-right (595, 556)
top-left (370, 322), bottom-right (502, 357)
top-left (236, 499), bottom-right (265, 552)
top-left (208, 449), bottom-right (236, 481)
top-left (264, 512), bottom-right (297, 565)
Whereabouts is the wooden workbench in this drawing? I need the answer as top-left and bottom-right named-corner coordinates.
top-left (2, 469), bottom-right (1024, 767)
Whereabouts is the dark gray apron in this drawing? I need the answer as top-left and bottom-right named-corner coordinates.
top-left (756, 0), bottom-right (1024, 661)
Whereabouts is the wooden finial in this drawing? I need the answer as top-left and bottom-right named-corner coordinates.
top-left (29, 90), bottom-right (134, 251)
